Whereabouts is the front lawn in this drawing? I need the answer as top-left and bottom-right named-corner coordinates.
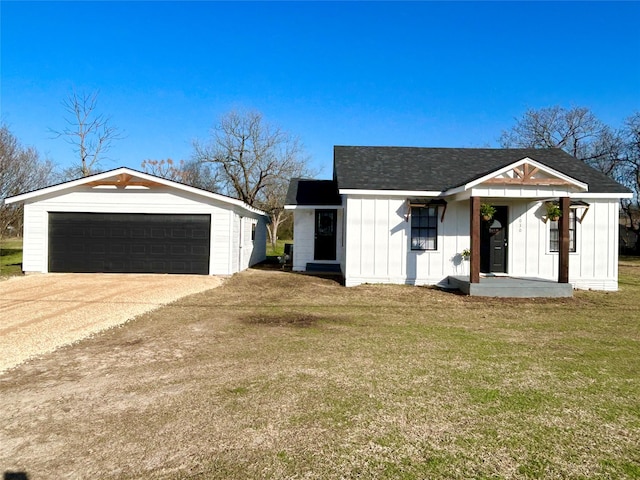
top-left (1, 259), bottom-right (639, 478)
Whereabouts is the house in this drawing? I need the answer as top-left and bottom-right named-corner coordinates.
top-left (285, 146), bottom-right (632, 293)
top-left (3, 167), bottom-right (268, 275)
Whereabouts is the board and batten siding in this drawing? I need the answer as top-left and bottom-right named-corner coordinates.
top-left (342, 196), bottom-right (620, 290)
top-left (20, 186), bottom-right (266, 275)
top-left (504, 198), bottom-right (619, 290)
top-left (343, 196), bottom-right (470, 287)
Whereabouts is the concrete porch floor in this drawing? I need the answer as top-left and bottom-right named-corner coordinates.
top-left (445, 275), bottom-right (573, 298)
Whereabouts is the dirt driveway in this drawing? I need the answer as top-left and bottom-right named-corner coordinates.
top-left (0, 273), bottom-right (223, 373)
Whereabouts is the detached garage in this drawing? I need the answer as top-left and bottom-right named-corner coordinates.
top-left (4, 167), bottom-right (268, 275)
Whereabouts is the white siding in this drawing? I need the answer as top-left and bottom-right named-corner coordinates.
top-left (292, 210), bottom-right (315, 271)
top-left (344, 196), bottom-right (471, 287)
top-left (504, 198), bottom-right (619, 290)
top-left (249, 216), bottom-right (268, 267)
top-left (20, 185), bottom-right (267, 275)
top-left (22, 204), bottom-right (47, 273)
top-left (342, 196), bottom-right (620, 290)
top-left (291, 208), bottom-right (344, 271)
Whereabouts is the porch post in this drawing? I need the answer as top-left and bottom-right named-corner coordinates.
top-left (558, 196), bottom-right (570, 284)
top-left (470, 196), bottom-right (480, 283)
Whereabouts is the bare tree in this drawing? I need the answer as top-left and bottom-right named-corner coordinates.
top-left (193, 110), bottom-right (315, 246)
top-left (261, 180), bottom-right (292, 247)
top-left (141, 158), bottom-right (221, 192)
top-left (141, 158), bottom-right (188, 182)
top-left (502, 106), bottom-right (639, 252)
top-left (0, 125), bottom-right (55, 236)
top-left (53, 90), bottom-right (122, 177)
top-left (618, 112), bottom-right (640, 251)
top-left (500, 106), bottom-right (624, 175)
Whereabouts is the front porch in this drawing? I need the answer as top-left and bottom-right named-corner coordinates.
top-left (445, 275), bottom-right (573, 298)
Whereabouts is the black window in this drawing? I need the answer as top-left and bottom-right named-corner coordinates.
top-left (411, 206), bottom-right (438, 250)
top-left (550, 210), bottom-right (576, 252)
top-left (251, 222), bottom-right (256, 241)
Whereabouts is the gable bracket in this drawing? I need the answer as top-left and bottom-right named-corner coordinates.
top-left (87, 173), bottom-right (161, 189)
top-left (485, 162), bottom-right (572, 186)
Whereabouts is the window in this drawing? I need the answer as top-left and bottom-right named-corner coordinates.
top-left (550, 209), bottom-right (576, 252)
top-left (411, 206), bottom-right (438, 250)
top-left (251, 222), bottom-right (256, 241)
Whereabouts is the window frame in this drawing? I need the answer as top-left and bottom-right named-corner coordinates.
top-left (549, 209), bottom-right (577, 253)
top-left (410, 205), bottom-right (438, 251)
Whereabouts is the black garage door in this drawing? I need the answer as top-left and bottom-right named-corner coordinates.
top-left (48, 213), bottom-right (211, 274)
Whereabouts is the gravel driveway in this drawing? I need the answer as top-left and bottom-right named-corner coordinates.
top-left (0, 273), bottom-right (223, 373)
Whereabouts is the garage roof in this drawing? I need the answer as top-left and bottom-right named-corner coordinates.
top-left (4, 167), bottom-right (267, 216)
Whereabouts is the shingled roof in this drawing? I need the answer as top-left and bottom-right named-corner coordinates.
top-left (285, 178), bottom-right (341, 206)
top-left (333, 146), bottom-right (630, 194)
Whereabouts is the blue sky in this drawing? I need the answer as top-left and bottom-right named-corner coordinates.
top-left (2, 1), bottom-right (639, 177)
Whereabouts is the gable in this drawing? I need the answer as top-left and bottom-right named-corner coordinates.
top-left (4, 167), bottom-right (267, 217)
top-left (460, 158), bottom-right (588, 192)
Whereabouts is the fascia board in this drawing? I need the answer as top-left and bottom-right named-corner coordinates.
top-left (574, 192), bottom-right (633, 199)
top-left (4, 167), bottom-right (132, 204)
top-left (339, 189), bottom-right (443, 197)
top-left (285, 204), bottom-right (344, 210)
top-left (460, 157), bottom-right (589, 192)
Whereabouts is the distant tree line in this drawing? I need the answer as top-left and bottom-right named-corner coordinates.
top-left (0, 126), bottom-right (55, 236)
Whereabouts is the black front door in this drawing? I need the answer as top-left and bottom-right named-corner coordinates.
top-left (314, 209), bottom-right (337, 260)
top-left (480, 206), bottom-right (508, 273)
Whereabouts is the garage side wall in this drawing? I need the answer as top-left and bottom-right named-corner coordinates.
top-left (242, 214), bottom-right (267, 269)
top-left (20, 188), bottom-right (264, 275)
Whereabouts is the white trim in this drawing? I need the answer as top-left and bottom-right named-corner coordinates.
top-left (573, 192), bottom-right (633, 199)
top-left (545, 209), bottom-right (578, 255)
top-left (4, 167), bottom-right (267, 216)
top-left (285, 204), bottom-right (344, 210)
top-left (339, 189), bottom-right (444, 197)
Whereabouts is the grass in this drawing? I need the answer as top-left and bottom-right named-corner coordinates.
top-left (1, 258), bottom-right (640, 478)
top-left (266, 238), bottom-right (290, 257)
top-left (0, 236), bottom-right (23, 277)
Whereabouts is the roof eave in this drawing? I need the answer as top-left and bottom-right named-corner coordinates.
top-left (285, 204), bottom-right (344, 210)
top-left (339, 189), bottom-right (444, 197)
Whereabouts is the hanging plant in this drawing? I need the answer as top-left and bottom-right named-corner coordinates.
top-left (461, 248), bottom-right (471, 260)
top-left (545, 202), bottom-right (562, 221)
top-left (480, 203), bottom-right (496, 221)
